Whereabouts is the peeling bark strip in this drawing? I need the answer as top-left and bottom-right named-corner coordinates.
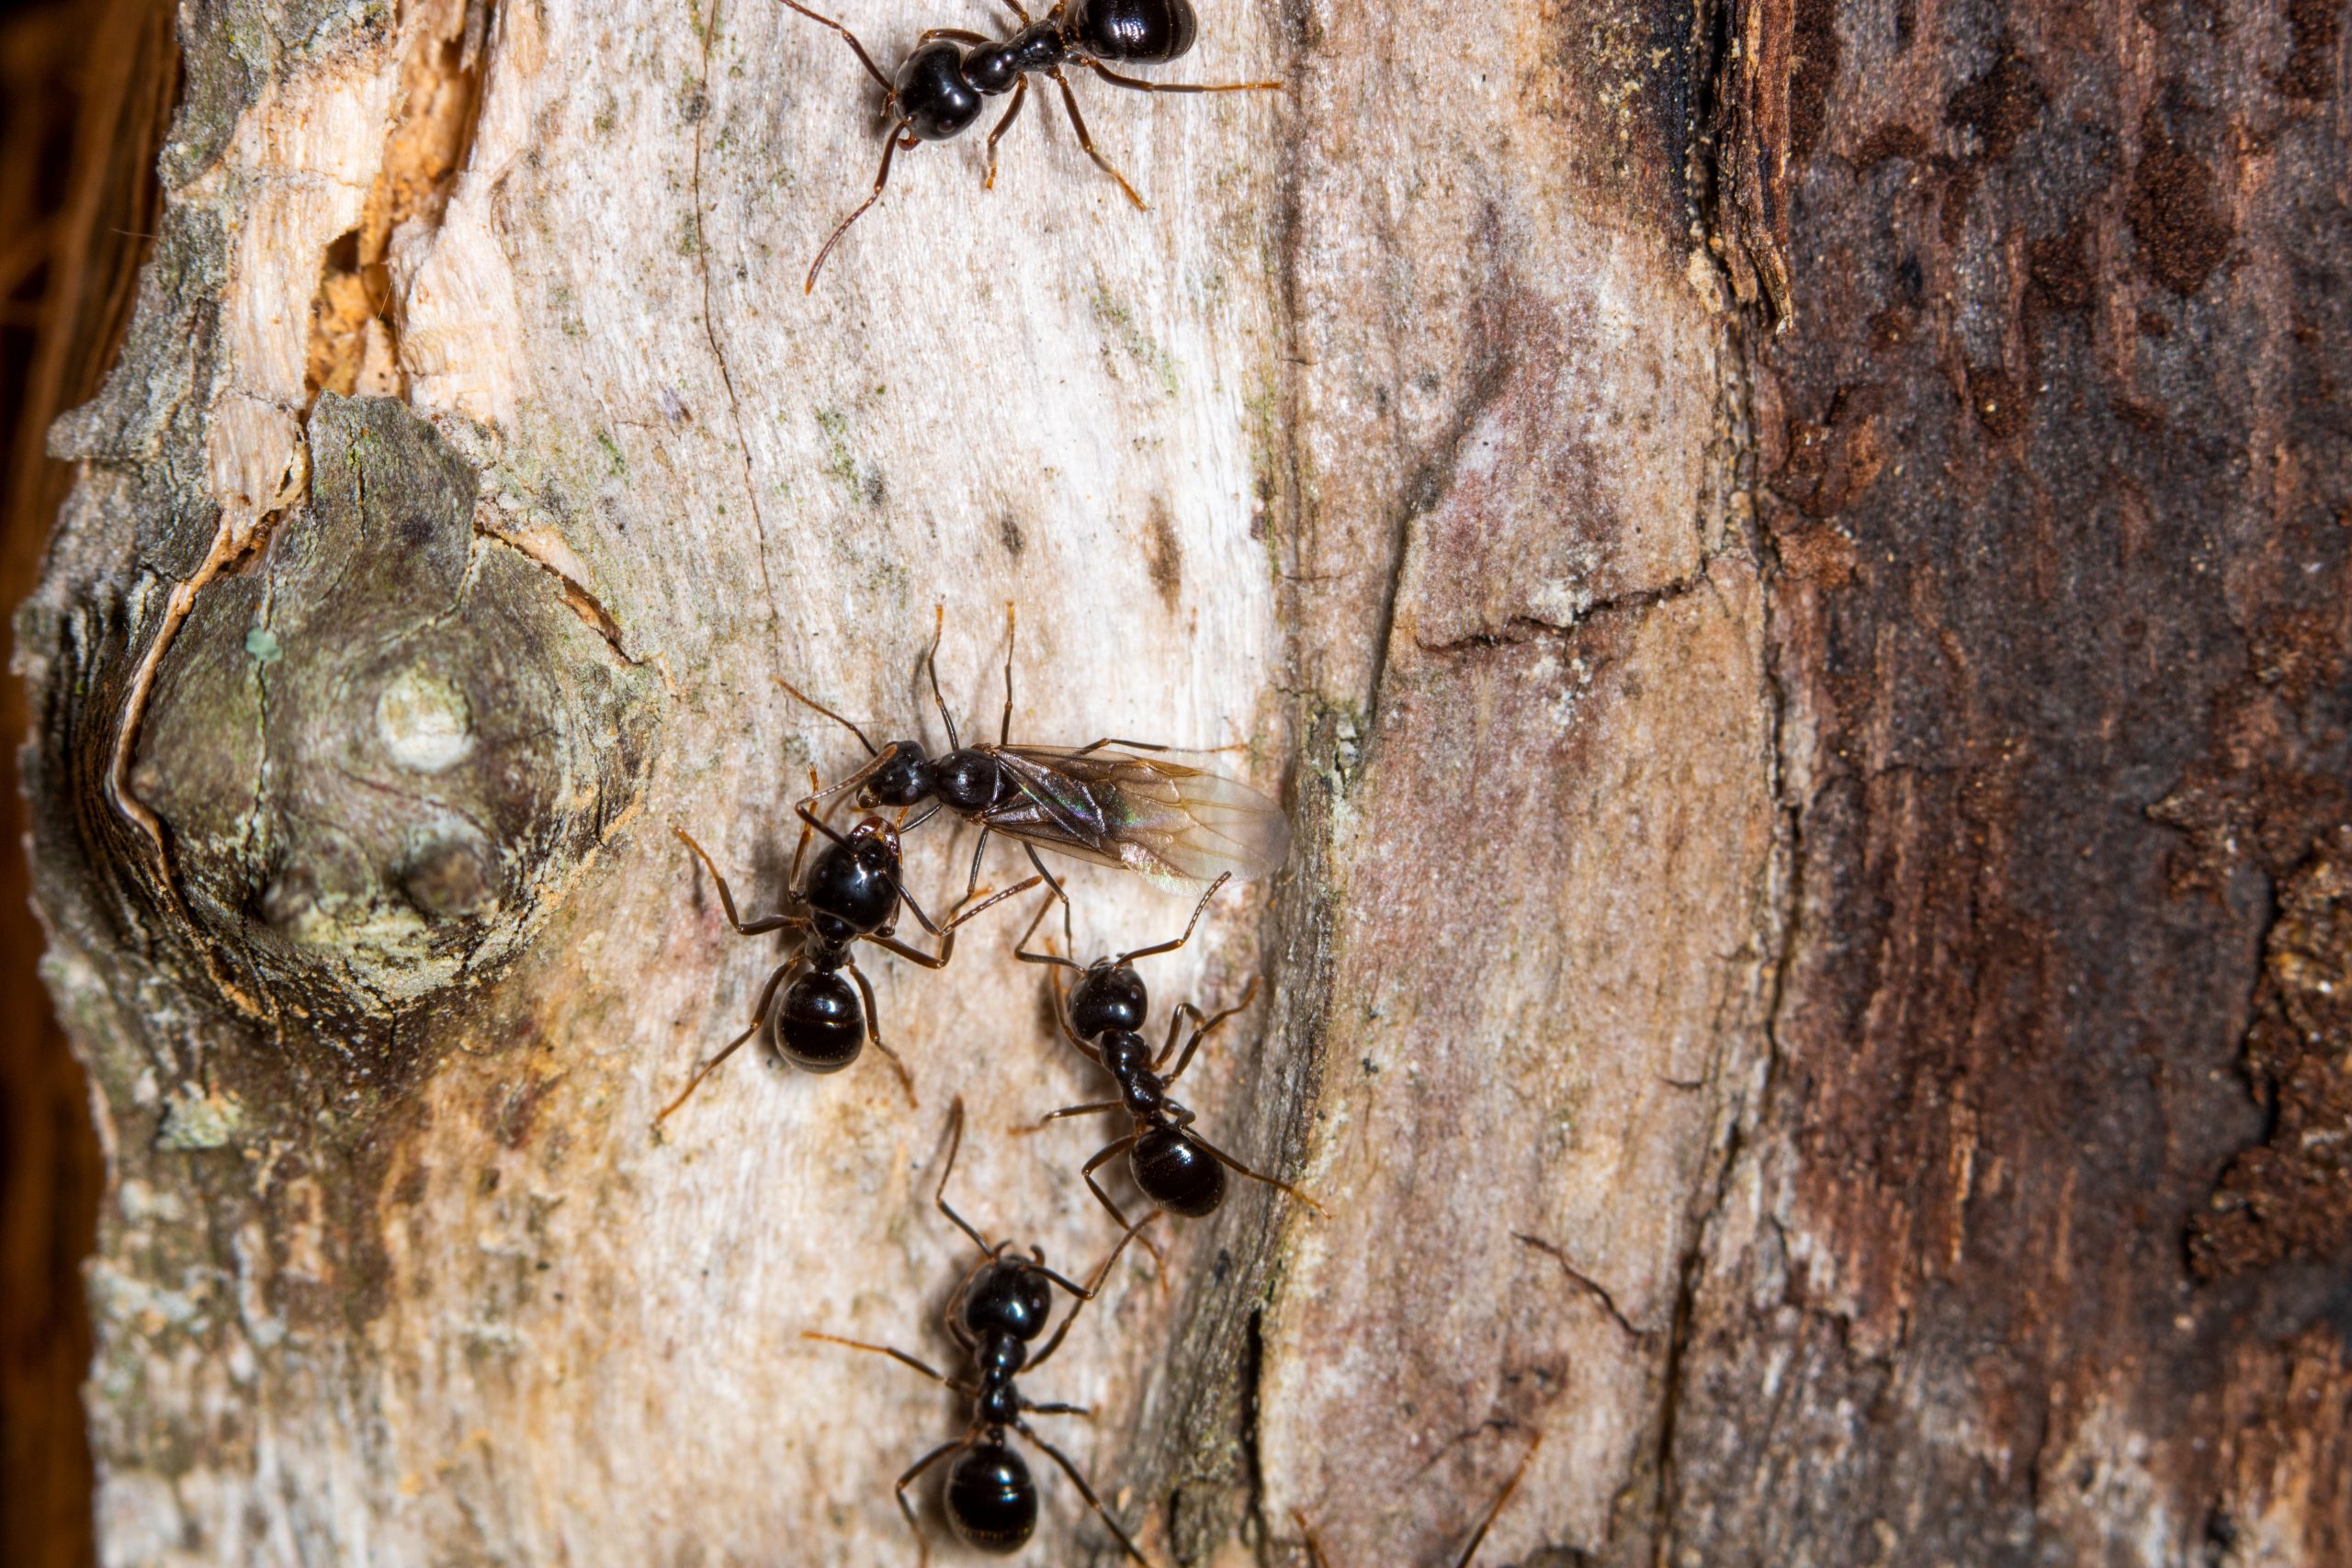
top-left (17, 0), bottom-right (2352, 1564)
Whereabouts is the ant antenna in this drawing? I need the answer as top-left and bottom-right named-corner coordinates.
top-left (777, 674), bottom-right (883, 758)
top-left (933, 1097), bottom-right (995, 1258)
top-left (1453, 1427), bottom-right (1544, 1568)
top-left (999, 601), bottom-right (1016, 747)
top-left (1115, 872), bottom-right (1232, 965)
top-left (804, 122), bottom-right (915, 293)
top-left (924, 603), bottom-right (960, 750)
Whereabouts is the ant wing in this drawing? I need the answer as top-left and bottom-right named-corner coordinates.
top-left (989, 748), bottom-right (1291, 892)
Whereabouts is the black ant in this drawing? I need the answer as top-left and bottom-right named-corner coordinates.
top-left (806, 1098), bottom-right (1156, 1564)
top-left (662, 775), bottom-right (1038, 1122)
top-left (784, 604), bottom-right (1288, 908)
top-left (778, 0), bottom-right (1284, 289)
top-left (1017, 873), bottom-right (1323, 1244)
top-left (1293, 1428), bottom-right (1545, 1568)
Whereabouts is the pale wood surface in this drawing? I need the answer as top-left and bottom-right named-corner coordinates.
top-left (24, 0), bottom-right (1757, 1562)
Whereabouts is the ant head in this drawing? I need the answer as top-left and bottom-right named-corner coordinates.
top-left (1069, 962), bottom-right (1149, 1038)
top-left (845, 816), bottom-right (904, 866)
top-left (859, 740), bottom-right (933, 807)
top-left (959, 1257), bottom-right (1057, 1343)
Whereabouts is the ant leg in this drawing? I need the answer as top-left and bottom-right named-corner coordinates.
top-left (1049, 69), bottom-right (1148, 210)
top-left (990, 0), bottom-right (1031, 23)
top-left (960, 824), bottom-right (992, 911)
top-left (674, 829), bottom-right (803, 935)
top-left (801, 1330), bottom-right (966, 1390)
top-left (846, 962), bottom-right (918, 1105)
top-left (1116, 871), bottom-right (1231, 964)
top-left (1080, 1135), bottom-right (1141, 1233)
top-left (1453, 1430), bottom-right (1545, 1568)
top-left (806, 123), bottom-right (915, 294)
top-left (983, 73), bottom-right (1030, 188)
top-left (1295, 1509), bottom-right (1330, 1568)
top-left (1013, 886), bottom-right (1084, 971)
top-left (1080, 1136), bottom-right (1168, 1274)
top-left (1083, 57), bottom-right (1284, 95)
top-left (1193, 1132), bottom-right (1328, 1217)
top-left (1161, 976), bottom-right (1261, 1085)
top-left (1041, 1100), bottom-right (1125, 1122)
top-left (919, 27), bottom-right (989, 42)
top-left (788, 789), bottom-right (820, 886)
top-left (933, 1097), bottom-right (995, 1256)
top-left (1023, 1400), bottom-right (1092, 1417)
top-left (1028, 1213), bottom-right (1160, 1370)
top-left (1015, 1419), bottom-right (1149, 1566)
top-left (654, 955), bottom-right (801, 1123)
top-left (872, 874), bottom-right (1044, 968)
top-left (1022, 841), bottom-right (1072, 916)
top-left (777, 0), bottom-right (895, 90)
top-left (893, 1437), bottom-right (967, 1568)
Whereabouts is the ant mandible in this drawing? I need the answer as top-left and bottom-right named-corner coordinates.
top-left (806, 1098), bottom-right (1157, 1564)
top-left (661, 773), bottom-right (1038, 1122)
top-left (1018, 874), bottom-right (1324, 1243)
top-left (778, 0), bottom-right (1283, 289)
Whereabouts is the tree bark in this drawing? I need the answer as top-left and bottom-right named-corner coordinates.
top-left (16, 1), bottom-right (2349, 1567)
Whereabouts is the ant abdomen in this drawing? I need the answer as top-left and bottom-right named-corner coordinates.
top-left (945, 1441), bottom-right (1039, 1553)
top-left (1133, 1124), bottom-right (1225, 1217)
top-left (1073, 0), bottom-right (1198, 62)
top-left (774, 969), bottom-right (865, 1072)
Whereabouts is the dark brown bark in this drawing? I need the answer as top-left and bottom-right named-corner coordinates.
top-left (1664, 0), bottom-right (2352, 1561)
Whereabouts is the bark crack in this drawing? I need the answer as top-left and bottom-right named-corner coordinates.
top-left (474, 521), bottom-right (641, 666)
top-left (1412, 567), bottom-right (1713, 658)
top-left (687, 0), bottom-right (780, 635)
top-left (1513, 1231), bottom-right (1655, 1340)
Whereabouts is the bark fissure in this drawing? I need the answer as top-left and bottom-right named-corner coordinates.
top-left (687, 0), bottom-right (778, 637)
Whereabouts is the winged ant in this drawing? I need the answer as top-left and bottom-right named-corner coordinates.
top-left (782, 605), bottom-right (1288, 913)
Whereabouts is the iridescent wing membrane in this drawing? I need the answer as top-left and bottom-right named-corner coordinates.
top-left (985, 748), bottom-right (1290, 892)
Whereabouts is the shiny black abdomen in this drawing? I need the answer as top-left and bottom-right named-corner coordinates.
top-left (774, 969), bottom-right (864, 1072)
top-left (1069, 0), bottom-right (1197, 62)
top-left (896, 40), bottom-right (986, 140)
top-left (945, 1441), bottom-right (1038, 1553)
top-left (1133, 1124), bottom-right (1225, 1215)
